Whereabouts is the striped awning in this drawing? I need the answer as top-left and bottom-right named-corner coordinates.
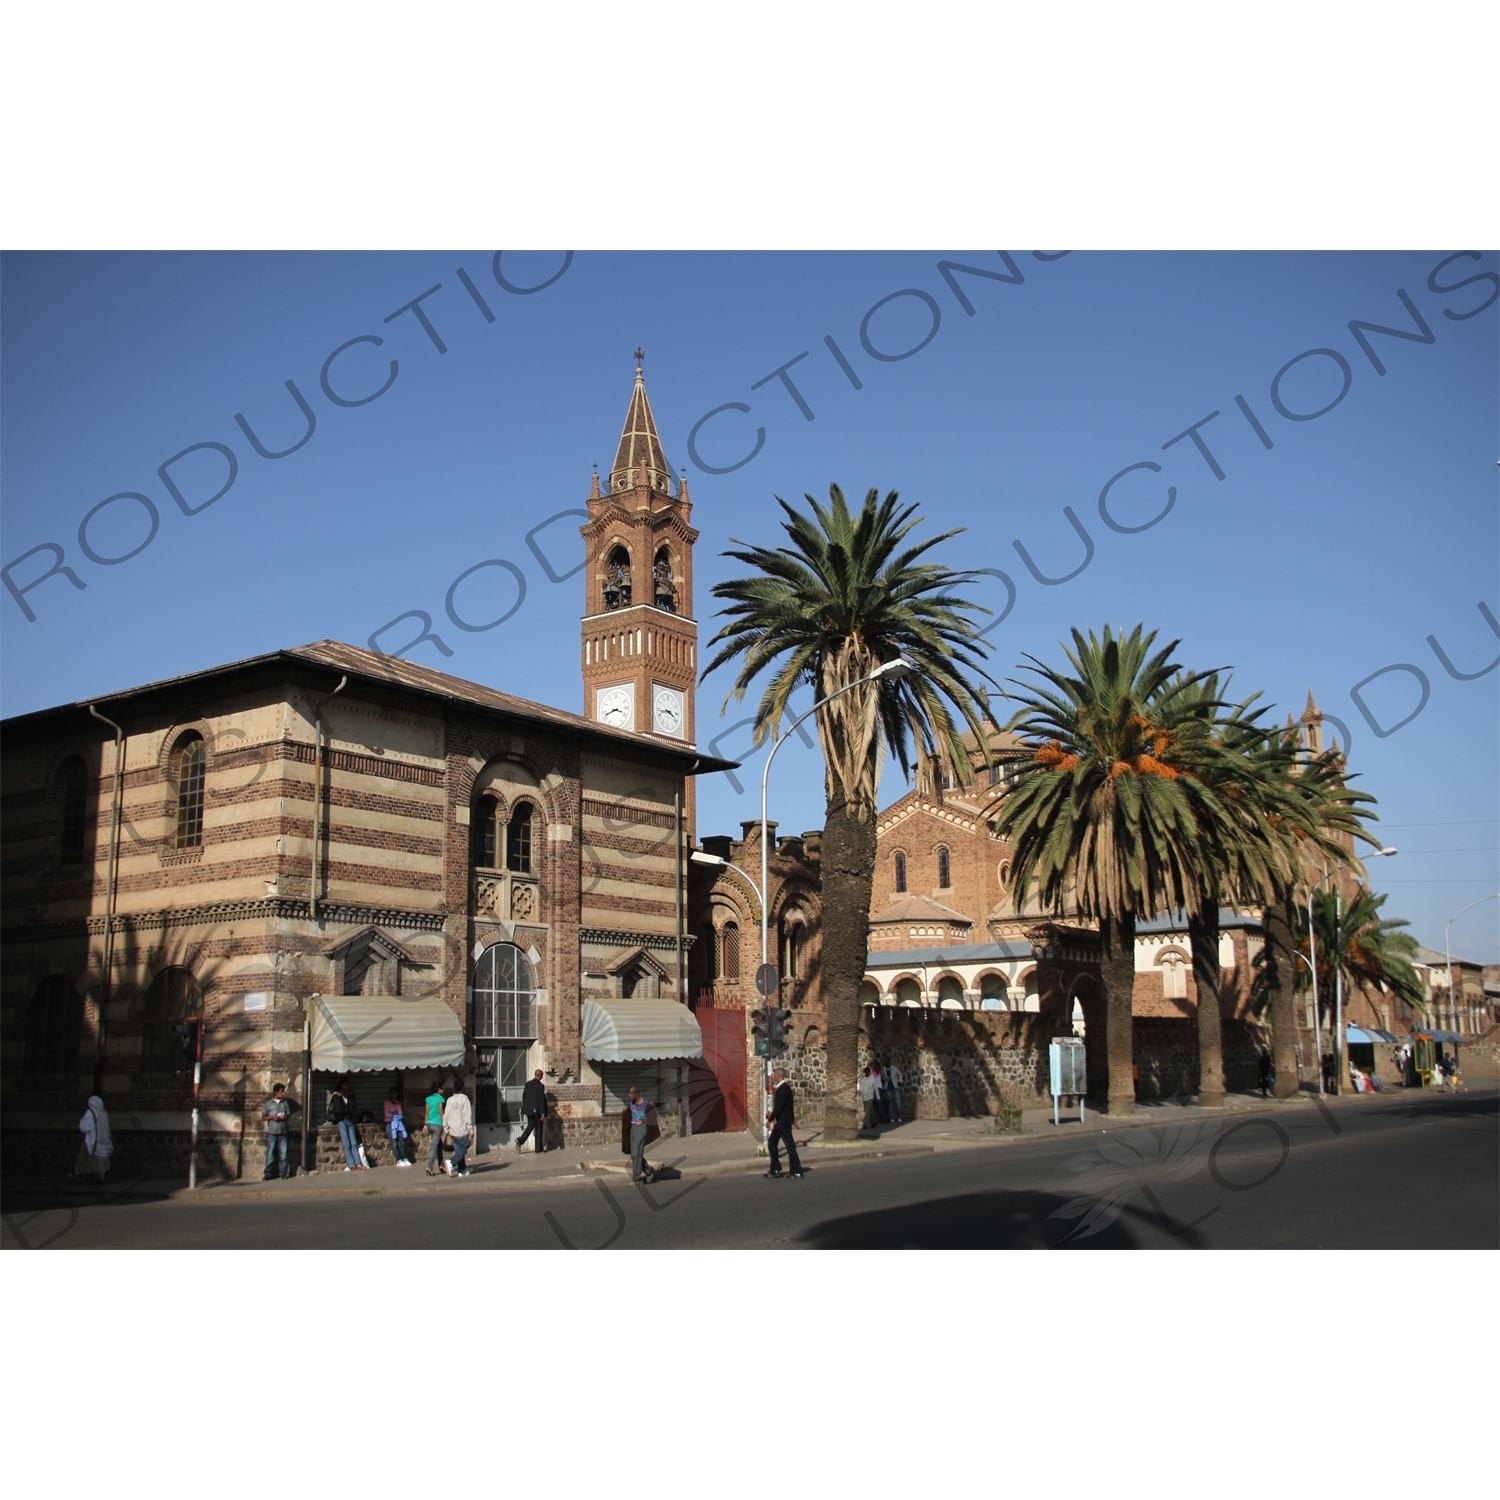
top-left (310, 996), bottom-right (465, 1072)
top-left (581, 998), bottom-right (703, 1062)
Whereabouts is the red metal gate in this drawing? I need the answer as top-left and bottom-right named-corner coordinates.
top-left (689, 1005), bottom-right (747, 1133)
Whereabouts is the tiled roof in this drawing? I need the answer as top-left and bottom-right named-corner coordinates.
top-left (4, 638), bottom-right (737, 771)
top-left (870, 894), bottom-right (974, 925)
top-left (866, 939), bottom-right (1032, 968)
top-left (609, 362), bottom-right (673, 495)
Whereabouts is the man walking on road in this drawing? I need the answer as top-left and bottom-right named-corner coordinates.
top-left (443, 1082), bottom-right (474, 1176)
top-left (260, 1082), bottom-right (294, 1179)
top-left (765, 1068), bottom-right (803, 1179)
top-left (516, 1069), bottom-right (548, 1153)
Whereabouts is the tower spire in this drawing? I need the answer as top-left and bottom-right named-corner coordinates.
top-left (609, 352), bottom-right (672, 496)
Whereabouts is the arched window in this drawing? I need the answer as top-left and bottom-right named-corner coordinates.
top-left (174, 735), bottom-right (206, 849)
top-left (653, 547), bottom-right (675, 611)
top-left (783, 923), bottom-right (801, 980)
top-left (60, 756), bottom-right (88, 866)
top-left (1159, 951), bottom-right (1188, 1000)
top-left (506, 803), bottom-right (533, 873)
top-left (603, 545), bottom-right (632, 610)
top-left (893, 851), bottom-right (907, 894)
top-left (143, 966), bottom-right (202, 1072)
top-left (473, 942), bottom-right (537, 1039)
top-left (858, 981), bottom-right (881, 1008)
top-left (26, 975), bottom-right (83, 1073)
top-left (937, 975), bottom-right (965, 1009)
top-left (980, 973), bottom-right (1008, 1011)
top-left (895, 977), bottom-right (922, 1007)
top-left (473, 795), bottom-right (500, 868)
top-left (722, 922), bottom-right (741, 982)
top-left (936, 846), bottom-right (951, 889)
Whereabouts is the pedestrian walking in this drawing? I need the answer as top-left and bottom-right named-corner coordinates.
top-left (620, 1085), bottom-right (659, 1184)
top-left (71, 1094), bottom-right (113, 1184)
top-left (326, 1078), bottom-right (366, 1171)
top-left (384, 1084), bottom-right (412, 1167)
top-left (859, 1066), bottom-right (879, 1130)
top-left (443, 1082), bottom-right (474, 1176)
top-left (1257, 1047), bottom-right (1273, 1099)
top-left (516, 1068), bottom-right (548, 1153)
top-left (260, 1082), bottom-right (294, 1179)
top-left (884, 1060), bottom-right (904, 1123)
top-left (764, 1068), bottom-right (803, 1178)
top-left (423, 1080), bottom-right (447, 1175)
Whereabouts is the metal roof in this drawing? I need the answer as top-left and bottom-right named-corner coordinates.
top-left (866, 940), bottom-right (1033, 969)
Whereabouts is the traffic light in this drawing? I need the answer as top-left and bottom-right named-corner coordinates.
top-left (766, 1007), bottom-right (791, 1059)
top-left (750, 1008), bottom-right (771, 1058)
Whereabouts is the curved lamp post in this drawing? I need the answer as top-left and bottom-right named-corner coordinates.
top-left (1444, 893), bottom-right (1498, 1037)
top-left (700, 657), bottom-right (916, 1139)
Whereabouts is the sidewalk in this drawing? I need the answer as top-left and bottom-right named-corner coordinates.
top-left (8, 1082), bottom-right (1485, 1210)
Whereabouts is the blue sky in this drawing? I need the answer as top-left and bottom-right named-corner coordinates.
top-left (3, 250), bottom-right (1496, 959)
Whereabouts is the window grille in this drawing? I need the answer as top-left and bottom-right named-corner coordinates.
top-left (175, 738), bottom-right (205, 848)
top-left (472, 943), bottom-right (537, 1040)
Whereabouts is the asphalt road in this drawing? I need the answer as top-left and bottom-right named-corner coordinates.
top-left (4, 1087), bottom-right (1495, 1250)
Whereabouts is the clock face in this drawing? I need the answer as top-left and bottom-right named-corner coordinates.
top-left (653, 686), bottom-right (684, 736)
top-left (597, 685), bottom-right (634, 730)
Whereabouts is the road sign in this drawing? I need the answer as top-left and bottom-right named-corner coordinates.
top-left (755, 963), bottom-right (778, 998)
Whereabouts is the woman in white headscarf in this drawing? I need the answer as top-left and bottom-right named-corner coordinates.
top-left (72, 1095), bottom-right (113, 1184)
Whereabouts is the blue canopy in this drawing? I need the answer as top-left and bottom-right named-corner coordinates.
top-left (1346, 1026), bottom-right (1400, 1044)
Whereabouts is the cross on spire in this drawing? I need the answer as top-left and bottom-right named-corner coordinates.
top-left (634, 346), bottom-right (645, 365)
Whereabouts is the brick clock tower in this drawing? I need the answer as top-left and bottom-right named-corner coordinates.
top-left (580, 355), bottom-right (700, 818)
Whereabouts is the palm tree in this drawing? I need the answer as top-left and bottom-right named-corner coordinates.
top-left (1150, 676), bottom-right (1291, 1108)
top-left (1309, 885), bottom-right (1426, 1035)
top-left (704, 485), bottom-right (997, 1138)
top-left (993, 626), bottom-right (1230, 1115)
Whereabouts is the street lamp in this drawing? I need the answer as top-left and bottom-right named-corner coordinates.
top-left (1311, 845), bottom-right (1396, 1094)
top-left (1444, 893), bottom-right (1498, 1038)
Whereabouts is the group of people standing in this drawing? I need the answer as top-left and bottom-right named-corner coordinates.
top-left (857, 1062), bottom-right (904, 1130)
top-left (317, 1077), bottom-right (476, 1177)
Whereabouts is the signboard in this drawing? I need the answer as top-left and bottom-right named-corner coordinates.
top-left (1048, 1037), bottom-right (1087, 1124)
top-left (243, 993), bottom-right (268, 1013)
top-left (755, 964), bottom-right (779, 998)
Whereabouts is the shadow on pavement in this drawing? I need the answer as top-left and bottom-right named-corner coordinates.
top-left (794, 1188), bottom-right (1187, 1249)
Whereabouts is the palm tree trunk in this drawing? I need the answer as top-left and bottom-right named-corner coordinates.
top-left (821, 794), bottom-right (878, 1140)
top-left (1099, 915), bottom-right (1137, 1115)
top-left (1264, 895), bottom-right (1301, 1099)
top-left (1189, 906), bottom-right (1225, 1107)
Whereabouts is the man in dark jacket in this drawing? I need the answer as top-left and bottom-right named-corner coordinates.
top-left (765, 1068), bottom-right (803, 1179)
top-left (516, 1069), bottom-right (549, 1153)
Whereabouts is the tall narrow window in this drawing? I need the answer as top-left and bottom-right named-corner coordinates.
top-left (60, 756), bottom-right (88, 866)
top-left (506, 803), bottom-right (533, 873)
top-left (937, 846), bottom-right (951, 889)
top-left (783, 924), bottom-right (800, 980)
top-left (473, 796), bottom-right (499, 868)
top-left (722, 922), bottom-right (740, 982)
top-left (175, 737), bottom-right (206, 848)
top-left (143, 966), bottom-right (202, 1072)
top-left (26, 975), bottom-right (83, 1073)
top-left (893, 851), bottom-right (907, 894)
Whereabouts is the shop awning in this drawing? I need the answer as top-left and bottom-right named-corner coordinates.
top-left (310, 996), bottom-right (466, 1072)
top-left (1346, 1026), bottom-right (1401, 1044)
top-left (581, 998), bottom-right (703, 1062)
top-left (1415, 1029), bottom-right (1463, 1044)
